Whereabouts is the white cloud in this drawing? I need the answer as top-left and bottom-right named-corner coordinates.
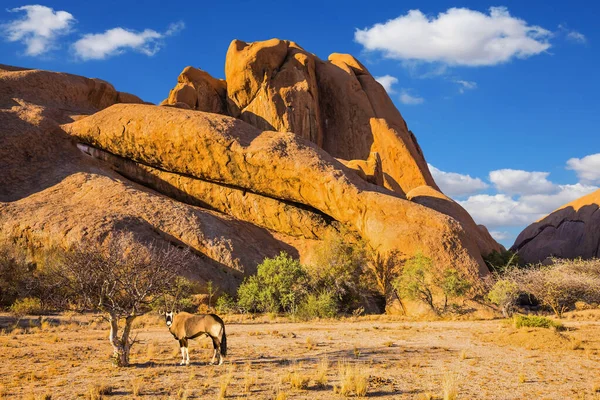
top-left (454, 80), bottom-right (477, 93)
top-left (165, 21), bottom-right (185, 36)
top-left (459, 183), bottom-right (598, 228)
top-left (429, 164), bottom-right (488, 197)
top-left (567, 31), bottom-right (586, 43)
top-left (489, 169), bottom-right (556, 195)
top-left (375, 75), bottom-right (398, 93)
top-left (73, 27), bottom-right (164, 60)
top-left (399, 89), bottom-right (424, 105)
top-left (489, 231), bottom-right (511, 241)
top-left (517, 183), bottom-right (598, 216)
top-left (567, 153), bottom-right (600, 184)
top-left (459, 194), bottom-right (526, 227)
top-left (2, 5), bottom-right (75, 56)
top-left (355, 7), bottom-right (551, 66)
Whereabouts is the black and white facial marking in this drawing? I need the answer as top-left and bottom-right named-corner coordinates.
top-left (165, 311), bottom-right (174, 327)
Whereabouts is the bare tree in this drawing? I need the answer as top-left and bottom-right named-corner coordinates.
top-left (52, 233), bottom-right (191, 366)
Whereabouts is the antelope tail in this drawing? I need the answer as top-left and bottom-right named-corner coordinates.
top-left (220, 323), bottom-right (227, 357)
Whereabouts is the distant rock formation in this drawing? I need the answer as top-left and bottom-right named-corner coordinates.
top-left (512, 189), bottom-right (600, 263)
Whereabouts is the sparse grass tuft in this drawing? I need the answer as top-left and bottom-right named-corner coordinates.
top-left (383, 341), bottom-right (394, 347)
top-left (306, 337), bottom-right (315, 350)
top-left (131, 377), bottom-right (143, 397)
top-left (513, 315), bottom-right (564, 330)
top-left (442, 371), bottom-right (458, 400)
top-left (334, 362), bottom-right (368, 397)
top-left (243, 363), bottom-right (257, 394)
top-left (313, 358), bottom-right (329, 387)
top-left (219, 368), bottom-right (234, 399)
top-left (86, 384), bottom-right (113, 400)
top-left (274, 387), bottom-right (288, 400)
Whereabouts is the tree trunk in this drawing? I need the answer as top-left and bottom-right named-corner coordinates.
top-left (108, 313), bottom-right (136, 367)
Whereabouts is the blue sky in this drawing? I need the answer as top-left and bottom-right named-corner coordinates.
top-left (2, 0), bottom-right (599, 247)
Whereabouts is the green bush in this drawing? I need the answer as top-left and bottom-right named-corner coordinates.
top-left (10, 297), bottom-right (43, 316)
top-left (513, 314), bottom-right (564, 330)
top-left (237, 252), bottom-right (307, 314)
top-left (487, 279), bottom-right (520, 317)
top-left (307, 232), bottom-right (369, 313)
top-left (393, 252), bottom-right (472, 315)
top-left (296, 292), bottom-right (338, 320)
top-left (483, 250), bottom-right (521, 273)
top-left (216, 293), bottom-right (237, 314)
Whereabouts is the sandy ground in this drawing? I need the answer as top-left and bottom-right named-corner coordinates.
top-left (0, 313), bottom-right (599, 399)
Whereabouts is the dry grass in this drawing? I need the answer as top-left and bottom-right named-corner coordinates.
top-left (218, 367), bottom-right (234, 399)
top-left (305, 336), bottom-right (315, 350)
top-left (442, 371), bottom-right (458, 400)
top-left (334, 361), bottom-right (368, 397)
top-left (85, 384), bottom-right (113, 400)
top-left (243, 363), bottom-right (257, 394)
top-left (313, 358), bottom-right (329, 387)
top-left (130, 377), bottom-right (142, 397)
top-left (281, 364), bottom-right (310, 390)
top-left (1, 313), bottom-right (599, 399)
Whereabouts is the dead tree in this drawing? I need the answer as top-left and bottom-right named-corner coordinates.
top-left (54, 233), bottom-right (191, 366)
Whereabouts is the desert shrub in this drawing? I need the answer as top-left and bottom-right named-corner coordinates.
top-left (10, 297), bottom-right (43, 316)
top-left (487, 279), bottom-right (520, 317)
top-left (513, 314), bottom-right (564, 330)
top-left (508, 259), bottom-right (600, 317)
top-left (216, 293), bottom-right (237, 314)
top-left (393, 253), bottom-right (472, 315)
top-left (483, 250), bottom-right (521, 273)
top-left (237, 252), bottom-right (308, 314)
top-left (296, 291), bottom-right (338, 320)
top-left (307, 232), bottom-right (370, 313)
top-left (0, 242), bottom-right (33, 307)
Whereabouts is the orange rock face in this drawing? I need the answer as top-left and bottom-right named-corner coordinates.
top-left (161, 66), bottom-right (227, 114)
top-left (63, 104), bottom-right (489, 279)
top-left (512, 190), bottom-right (600, 263)
top-left (0, 65), bottom-right (300, 293)
top-left (221, 40), bottom-right (437, 195)
top-left (2, 38), bottom-right (504, 303)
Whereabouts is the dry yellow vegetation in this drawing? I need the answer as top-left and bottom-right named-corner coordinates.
top-left (0, 312), bottom-right (599, 399)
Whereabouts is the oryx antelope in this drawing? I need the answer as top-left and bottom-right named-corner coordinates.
top-left (165, 311), bottom-right (227, 366)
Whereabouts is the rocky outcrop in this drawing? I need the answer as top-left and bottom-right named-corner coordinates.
top-left (512, 190), bottom-right (600, 263)
top-left (77, 144), bottom-right (336, 240)
top-left (1, 38), bottom-right (504, 303)
top-left (0, 65), bottom-right (299, 293)
top-left (63, 104), bottom-right (489, 279)
top-left (223, 39), bottom-right (437, 195)
top-left (160, 66), bottom-right (227, 114)
top-left (162, 39), bottom-right (500, 257)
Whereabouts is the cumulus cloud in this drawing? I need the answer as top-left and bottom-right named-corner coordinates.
top-left (73, 21), bottom-right (184, 60)
top-left (567, 153), bottom-right (600, 184)
top-left (459, 184), bottom-right (598, 228)
top-left (429, 164), bottom-right (488, 197)
top-left (399, 89), bottom-right (424, 105)
top-left (2, 5), bottom-right (75, 56)
top-left (355, 7), bottom-right (551, 66)
top-left (489, 169), bottom-right (556, 195)
top-left (375, 75), bottom-right (398, 93)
